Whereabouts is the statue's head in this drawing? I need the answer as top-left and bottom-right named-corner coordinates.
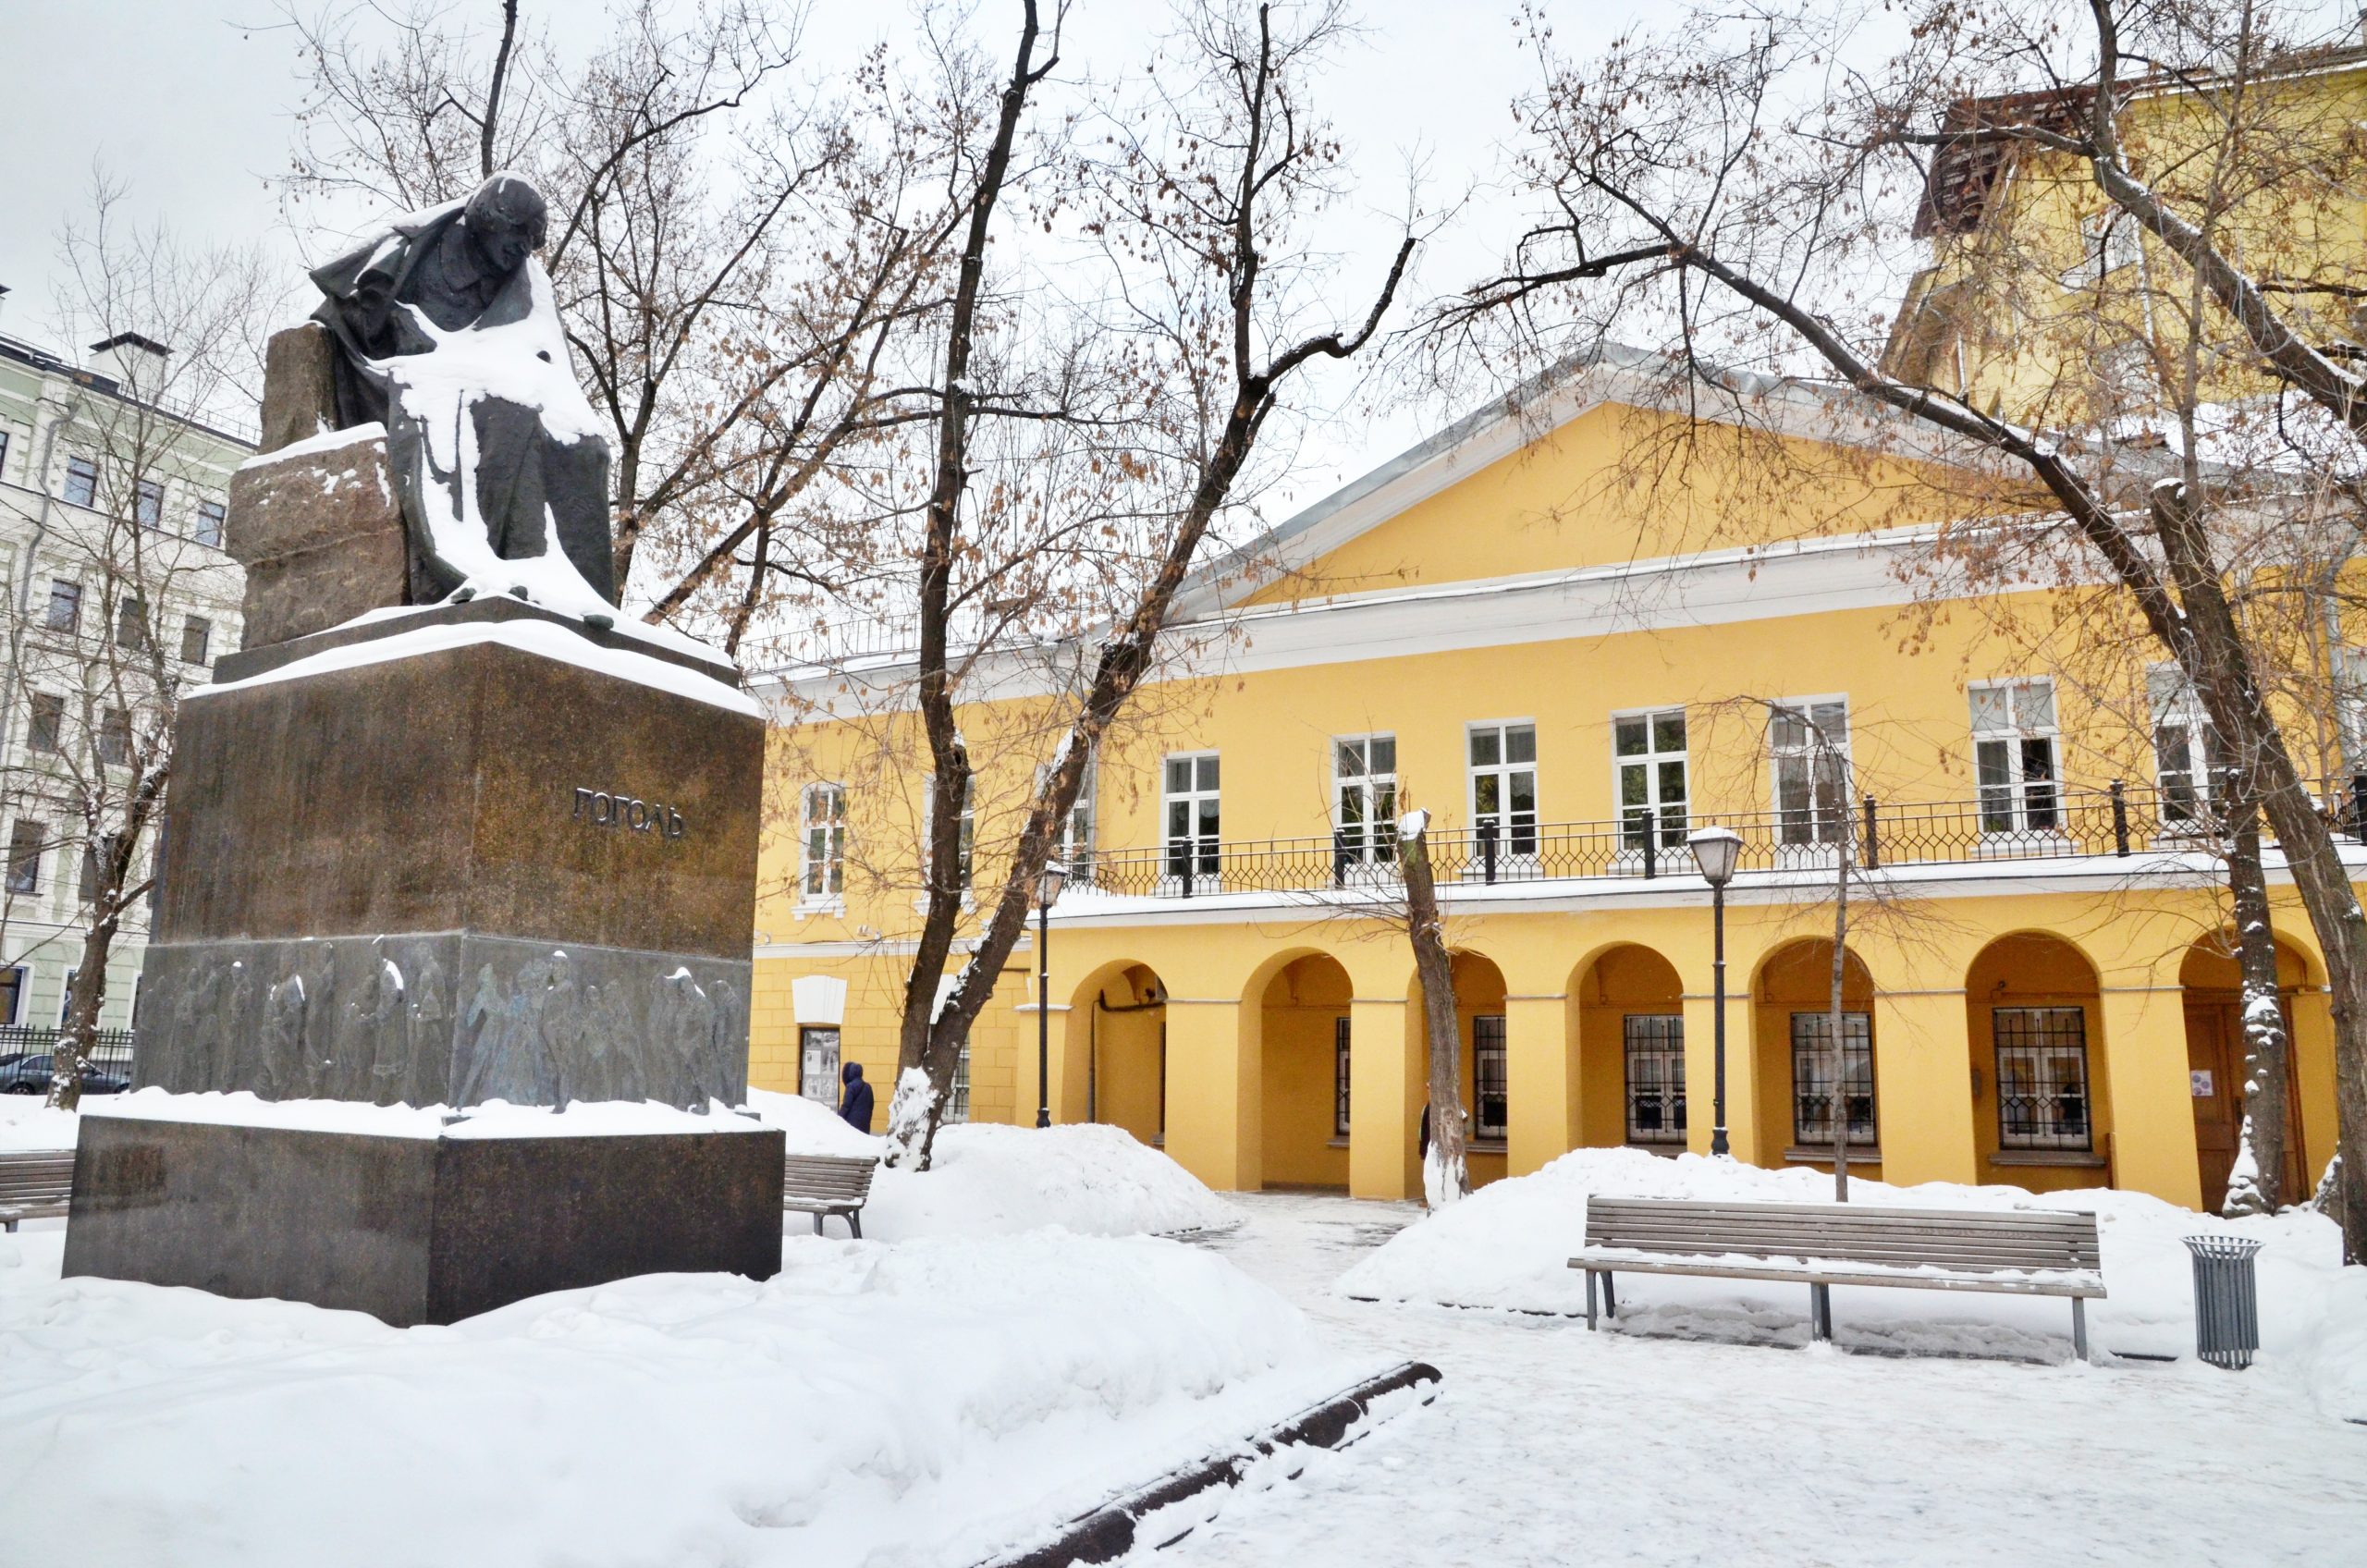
top-left (463, 174), bottom-right (548, 276)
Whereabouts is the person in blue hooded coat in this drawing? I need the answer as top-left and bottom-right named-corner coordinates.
top-left (837, 1060), bottom-right (875, 1133)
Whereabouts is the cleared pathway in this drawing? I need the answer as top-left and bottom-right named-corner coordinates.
top-left (1176, 1192), bottom-right (2366, 1568)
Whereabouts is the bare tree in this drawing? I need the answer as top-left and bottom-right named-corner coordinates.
top-left (12, 181), bottom-right (277, 1108)
top-left (1396, 809), bottom-right (1469, 1207)
top-left (882, 0), bottom-right (1417, 1166)
top-left (1441, 0), bottom-right (2367, 1257)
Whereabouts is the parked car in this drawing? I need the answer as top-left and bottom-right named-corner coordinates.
top-left (0, 1053), bottom-right (129, 1095)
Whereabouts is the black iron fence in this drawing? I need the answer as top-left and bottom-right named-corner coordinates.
top-left (0, 1025), bottom-right (136, 1078)
top-left (1068, 778), bottom-right (2367, 901)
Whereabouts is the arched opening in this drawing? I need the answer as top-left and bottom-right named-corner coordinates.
top-left (2179, 931), bottom-right (2316, 1211)
top-left (1064, 961), bottom-right (1167, 1148)
top-left (1254, 952), bottom-right (1354, 1191)
top-left (1407, 950), bottom-right (1512, 1188)
top-left (1965, 933), bottom-right (2109, 1193)
top-left (1752, 939), bottom-right (1878, 1173)
top-left (1571, 945), bottom-right (1687, 1154)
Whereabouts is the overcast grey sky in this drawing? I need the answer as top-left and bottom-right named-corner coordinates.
top-left (0, 0), bottom-right (1654, 503)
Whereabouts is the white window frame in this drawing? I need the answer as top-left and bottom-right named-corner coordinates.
top-left (1331, 733), bottom-right (1399, 877)
top-left (1466, 719), bottom-right (1539, 872)
top-left (2149, 664), bottom-right (2219, 828)
top-left (1969, 678), bottom-right (2062, 839)
top-left (1613, 706), bottom-right (1690, 861)
top-left (1768, 696), bottom-right (1852, 849)
top-left (797, 782), bottom-right (847, 912)
top-left (1161, 751), bottom-right (1220, 890)
top-left (2062, 208), bottom-right (2140, 291)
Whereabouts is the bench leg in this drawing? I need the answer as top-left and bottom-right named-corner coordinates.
top-left (1809, 1282), bottom-right (1833, 1342)
top-left (2071, 1295), bottom-right (2090, 1365)
top-left (1584, 1268), bottom-right (1598, 1329)
top-left (847, 1210), bottom-right (863, 1241)
top-left (1602, 1272), bottom-right (1616, 1320)
top-left (2, 1217), bottom-right (16, 1234)
top-left (812, 1213), bottom-right (825, 1237)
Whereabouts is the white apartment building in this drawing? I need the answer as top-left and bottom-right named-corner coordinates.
top-left (0, 319), bottom-right (246, 1047)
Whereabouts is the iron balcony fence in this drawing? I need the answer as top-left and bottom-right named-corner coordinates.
top-left (1065, 777), bottom-right (2367, 901)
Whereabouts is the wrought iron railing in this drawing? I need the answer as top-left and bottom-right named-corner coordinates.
top-left (0, 1025), bottom-right (136, 1080)
top-left (1063, 778), bottom-right (2367, 901)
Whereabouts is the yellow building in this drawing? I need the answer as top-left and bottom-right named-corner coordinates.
top-left (746, 351), bottom-right (2349, 1216)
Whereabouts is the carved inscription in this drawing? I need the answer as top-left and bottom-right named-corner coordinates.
top-left (572, 788), bottom-right (687, 839)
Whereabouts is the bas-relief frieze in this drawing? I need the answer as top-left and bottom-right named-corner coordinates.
top-left (140, 934), bottom-right (746, 1109)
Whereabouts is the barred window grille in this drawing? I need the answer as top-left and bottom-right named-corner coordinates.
top-left (1994, 1007), bottom-right (2091, 1150)
top-left (1473, 1014), bottom-right (1508, 1141)
top-left (947, 1045), bottom-right (972, 1124)
top-left (1791, 1011), bottom-right (1876, 1144)
top-left (1623, 1013), bottom-right (1686, 1144)
top-left (1333, 1014), bottom-right (1352, 1137)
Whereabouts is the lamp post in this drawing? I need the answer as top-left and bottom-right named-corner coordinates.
top-left (1035, 860), bottom-right (1067, 1129)
top-left (1686, 826), bottom-right (1742, 1158)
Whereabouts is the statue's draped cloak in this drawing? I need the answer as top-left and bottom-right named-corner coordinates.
top-left (310, 203), bottom-right (616, 606)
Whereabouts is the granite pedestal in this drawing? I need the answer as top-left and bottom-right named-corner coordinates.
top-left (61, 1110), bottom-right (785, 1326)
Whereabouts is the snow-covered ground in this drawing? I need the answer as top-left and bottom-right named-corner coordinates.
top-left (1169, 1191), bottom-right (2367, 1568)
top-left (0, 1222), bottom-right (1360, 1566)
top-left (744, 1088), bottom-right (1243, 1239)
top-left (1335, 1147), bottom-right (2367, 1418)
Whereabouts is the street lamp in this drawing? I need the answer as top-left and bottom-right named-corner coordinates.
top-left (1035, 860), bottom-right (1067, 1129)
top-left (1686, 826), bottom-right (1743, 1158)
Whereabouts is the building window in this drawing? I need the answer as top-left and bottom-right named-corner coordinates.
top-left (1615, 708), bottom-right (1688, 852)
top-left (799, 783), bottom-right (846, 905)
top-left (1036, 751), bottom-right (1097, 883)
top-left (116, 597), bottom-right (149, 654)
top-left (195, 499), bottom-right (227, 549)
top-left (921, 777), bottom-right (974, 894)
top-left (1472, 1014), bottom-right (1508, 1142)
top-left (2063, 208), bottom-right (2140, 291)
top-left (134, 478), bottom-right (165, 528)
top-left (26, 692), bottom-right (63, 754)
top-left (1162, 752), bottom-right (1220, 883)
top-left (1792, 1011), bottom-right (1876, 1145)
top-left (1623, 1013), bottom-right (1686, 1145)
top-left (1970, 678), bottom-right (2059, 834)
top-left (77, 834), bottom-right (120, 907)
top-left (2150, 665), bottom-right (2220, 825)
top-left (1467, 721), bottom-right (1538, 859)
top-left (1332, 734), bottom-right (1399, 871)
top-left (1994, 1007), bottom-right (2092, 1152)
top-left (62, 457), bottom-right (98, 508)
top-left (180, 617), bottom-right (213, 666)
top-left (1333, 1015), bottom-right (1352, 1137)
top-left (59, 970), bottom-right (79, 1028)
top-left (0, 430), bottom-right (11, 481)
top-left (948, 1044), bottom-right (972, 1124)
top-left (6, 821), bottom-right (43, 896)
top-left (45, 581), bottom-right (81, 634)
top-left (0, 966), bottom-right (22, 1027)
top-left (798, 1024), bottom-right (840, 1105)
top-left (1770, 700), bottom-right (1850, 846)
top-left (97, 708), bottom-right (132, 767)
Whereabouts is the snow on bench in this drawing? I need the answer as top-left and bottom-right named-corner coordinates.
top-left (0, 1150), bottom-right (75, 1231)
top-left (1568, 1196), bottom-right (2106, 1361)
top-left (784, 1153), bottom-right (879, 1239)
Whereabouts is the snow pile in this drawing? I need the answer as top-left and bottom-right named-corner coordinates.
top-left (1338, 1147), bottom-right (2367, 1414)
top-left (742, 1088), bottom-right (1241, 1239)
top-left (0, 1227), bottom-right (1364, 1567)
top-left (0, 1093), bottom-right (78, 1153)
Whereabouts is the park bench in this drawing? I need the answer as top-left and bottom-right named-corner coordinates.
top-left (783, 1153), bottom-right (879, 1239)
top-left (1569, 1196), bottom-right (2106, 1361)
top-left (0, 1150), bottom-right (76, 1231)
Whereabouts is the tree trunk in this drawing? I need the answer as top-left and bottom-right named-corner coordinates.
top-left (45, 913), bottom-right (117, 1113)
top-left (2223, 799), bottom-right (2290, 1216)
top-left (1401, 813), bottom-right (1469, 1208)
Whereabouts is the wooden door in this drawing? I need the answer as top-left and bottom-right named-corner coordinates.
top-left (2185, 998), bottom-right (2307, 1212)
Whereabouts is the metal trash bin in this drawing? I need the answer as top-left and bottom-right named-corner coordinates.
top-left (2183, 1235), bottom-right (2264, 1370)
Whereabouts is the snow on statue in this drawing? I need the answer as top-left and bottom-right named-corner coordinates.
top-left (306, 173), bottom-right (617, 619)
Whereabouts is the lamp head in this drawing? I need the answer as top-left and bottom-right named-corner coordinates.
top-left (1686, 825), bottom-right (1743, 888)
top-left (1036, 860), bottom-right (1068, 909)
